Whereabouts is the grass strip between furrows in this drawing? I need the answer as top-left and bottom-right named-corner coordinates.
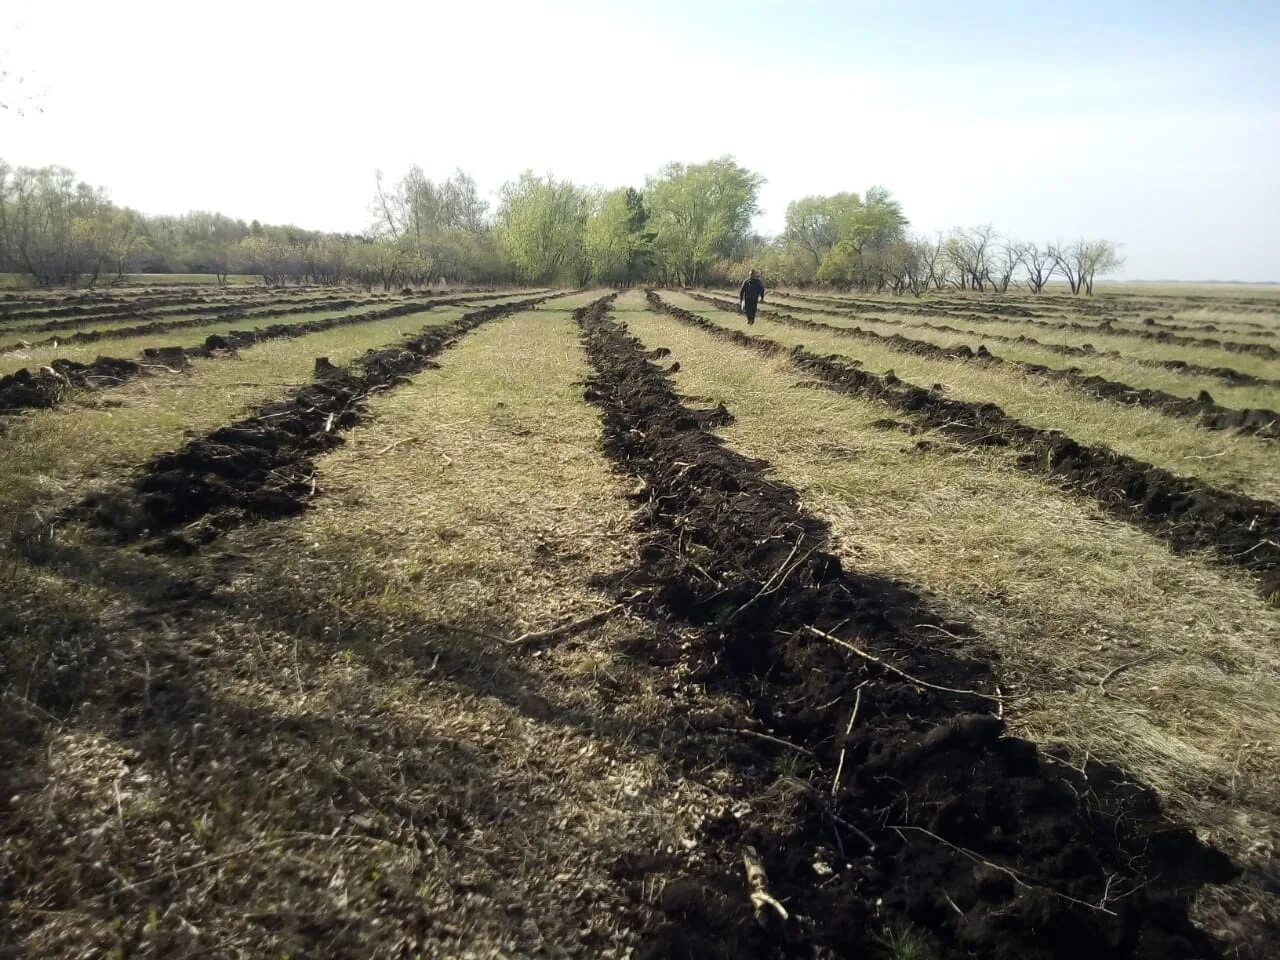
top-left (0, 290), bottom-right (236, 323)
top-left (759, 291), bottom-right (1280, 399)
top-left (783, 291), bottom-right (1280, 356)
top-left (575, 295), bottom-right (1234, 960)
top-left (0, 291), bottom-right (719, 958)
top-left (0, 305), bottom-right (494, 524)
top-left (692, 293), bottom-right (1280, 440)
top-left (650, 292), bottom-right (1280, 601)
top-left (0, 289), bottom-right (514, 343)
top-left (766, 291), bottom-right (1280, 384)
top-left (0, 296), bottom-right (374, 348)
top-left (0, 285), bottom-right (501, 317)
top-left (696, 294), bottom-right (1280, 499)
top-left (0, 293), bottom-right (529, 416)
top-left (73, 292), bottom-right (567, 547)
top-left (621, 292), bottom-right (1279, 952)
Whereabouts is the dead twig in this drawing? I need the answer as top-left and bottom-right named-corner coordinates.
top-left (507, 603), bottom-right (625, 647)
top-left (374, 436), bottom-right (418, 456)
top-left (742, 845), bottom-right (789, 924)
top-left (728, 536), bottom-right (817, 622)
top-left (802, 625), bottom-right (1003, 703)
top-left (787, 777), bottom-right (876, 850)
top-left (831, 684), bottom-right (864, 796)
top-left (717, 727), bottom-right (814, 757)
top-left (892, 824), bottom-right (1117, 916)
top-left (1097, 652), bottom-right (1160, 694)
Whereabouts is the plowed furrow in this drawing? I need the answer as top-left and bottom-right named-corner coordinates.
top-left (70, 293), bottom-right (563, 547)
top-left (692, 293), bottom-right (1280, 441)
top-left (764, 292), bottom-right (1280, 389)
top-left (576, 296), bottom-right (1231, 960)
top-left (786, 291), bottom-right (1280, 357)
top-left (0, 295), bottom-right (372, 342)
top-left (650, 292), bottom-right (1280, 598)
top-left (0, 294), bottom-right (517, 418)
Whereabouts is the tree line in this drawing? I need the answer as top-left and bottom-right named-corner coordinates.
top-left (0, 156), bottom-right (1122, 293)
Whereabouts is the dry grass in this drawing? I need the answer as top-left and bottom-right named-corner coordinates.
top-left (1, 292), bottom-right (739, 958)
top-left (750, 289), bottom-right (1280, 381)
top-left (667, 290), bottom-right (1280, 504)
top-left (0, 289), bottom-right (359, 333)
top-left (6, 285), bottom-right (1277, 955)
top-left (0, 294), bottom-right (525, 377)
top-left (618, 289), bottom-right (1280, 943)
top-left (760, 292), bottom-right (1280, 411)
top-left (0, 302), bottom-right (506, 524)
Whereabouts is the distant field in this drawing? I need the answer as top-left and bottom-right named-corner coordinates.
top-left (0, 272), bottom-right (264, 290)
top-left (1, 283), bottom-right (1277, 959)
top-left (1099, 280), bottom-right (1280, 297)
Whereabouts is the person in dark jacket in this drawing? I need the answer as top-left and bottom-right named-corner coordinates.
top-left (739, 270), bottom-right (765, 325)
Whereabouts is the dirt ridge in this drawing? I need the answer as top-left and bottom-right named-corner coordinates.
top-left (766, 293), bottom-right (1280, 388)
top-left (0, 290), bottom-right (507, 344)
top-left (70, 293), bottom-right (563, 547)
top-left (0, 296), bottom-right (371, 351)
top-left (780, 291), bottom-right (1280, 357)
top-left (0, 294), bottom-right (515, 418)
top-left (788, 290), bottom-right (1280, 337)
top-left (691, 293), bottom-right (1280, 441)
top-left (650, 291), bottom-right (1280, 599)
top-left (577, 296), bottom-right (1234, 959)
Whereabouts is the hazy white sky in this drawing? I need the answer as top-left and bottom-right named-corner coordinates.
top-left (2, 0), bottom-right (1277, 280)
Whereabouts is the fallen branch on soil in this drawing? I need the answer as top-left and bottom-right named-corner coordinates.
top-left (727, 535), bottom-right (816, 621)
top-left (830, 684), bottom-right (864, 796)
top-left (742, 845), bottom-right (789, 924)
top-left (506, 602), bottom-right (625, 647)
top-left (802, 625), bottom-right (1003, 703)
top-left (717, 727), bottom-right (815, 757)
top-left (891, 824), bottom-right (1118, 916)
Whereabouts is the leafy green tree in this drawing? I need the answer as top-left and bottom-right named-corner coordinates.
top-left (344, 239), bottom-right (408, 291)
top-left (99, 207), bottom-right (151, 281)
top-left (178, 211), bottom-right (247, 284)
top-left (645, 157), bottom-right (763, 285)
top-left (584, 187), bottom-right (652, 284)
top-left (0, 164), bottom-right (110, 286)
top-left (1052, 239), bottom-right (1125, 295)
top-left (496, 172), bottom-right (593, 284)
top-left (783, 193), bottom-right (860, 271)
top-left (785, 187), bottom-right (908, 287)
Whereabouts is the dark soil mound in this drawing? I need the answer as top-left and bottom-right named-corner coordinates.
top-left (0, 356), bottom-right (151, 413)
top-left (76, 294), bottom-right (560, 545)
top-left (576, 298), bottom-right (1235, 959)
top-left (653, 292), bottom-right (1280, 599)
top-left (692, 294), bottom-right (1280, 441)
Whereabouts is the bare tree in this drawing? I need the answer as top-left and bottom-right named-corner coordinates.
top-left (1017, 242), bottom-right (1057, 293)
top-left (944, 225), bottom-right (997, 291)
top-left (991, 242), bottom-right (1022, 293)
top-left (913, 233), bottom-right (943, 292)
top-left (1049, 242), bottom-right (1085, 294)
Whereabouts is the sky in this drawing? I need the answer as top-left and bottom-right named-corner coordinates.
top-left (1, 0), bottom-right (1277, 281)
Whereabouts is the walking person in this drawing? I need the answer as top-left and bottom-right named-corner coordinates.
top-left (739, 269), bottom-right (766, 325)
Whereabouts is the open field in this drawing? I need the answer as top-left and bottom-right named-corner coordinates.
top-left (2, 283), bottom-right (1278, 958)
top-left (0, 273), bottom-right (266, 290)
